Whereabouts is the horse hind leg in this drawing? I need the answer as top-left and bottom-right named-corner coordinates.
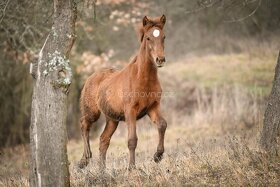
top-left (99, 118), bottom-right (119, 170)
top-left (78, 111), bottom-right (100, 169)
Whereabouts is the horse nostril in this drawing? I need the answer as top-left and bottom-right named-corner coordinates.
top-left (156, 57), bottom-right (165, 63)
top-left (159, 57), bottom-right (165, 63)
top-left (156, 57), bottom-right (165, 66)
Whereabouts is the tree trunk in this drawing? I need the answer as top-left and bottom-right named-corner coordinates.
top-left (29, 0), bottom-right (76, 186)
top-left (260, 51), bottom-right (280, 155)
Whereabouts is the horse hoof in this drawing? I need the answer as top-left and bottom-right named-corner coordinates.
top-left (78, 158), bottom-right (89, 169)
top-left (153, 152), bottom-right (163, 163)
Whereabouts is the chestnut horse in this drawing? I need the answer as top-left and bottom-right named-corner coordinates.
top-left (79, 15), bottom-right (167, 169)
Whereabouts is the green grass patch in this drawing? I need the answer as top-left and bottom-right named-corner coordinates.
top-left (172, 52), bottom-right (276, 96)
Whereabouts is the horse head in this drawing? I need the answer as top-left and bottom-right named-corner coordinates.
top-left (139, 15), bottom-right (166, 67)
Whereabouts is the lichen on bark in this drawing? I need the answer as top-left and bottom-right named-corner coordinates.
top-left (42, 50), bottom-right (72, 93)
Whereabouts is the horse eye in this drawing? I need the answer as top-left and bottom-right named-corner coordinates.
top-left (147, 37), bottom-right (150, 41)
top-left (163, 36), bottom-right (166, 40)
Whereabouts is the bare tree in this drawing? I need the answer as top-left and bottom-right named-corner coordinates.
top-left (260, 51), bottom-right (280, 155)
top-left (29, 0), bottom-right (77, 186)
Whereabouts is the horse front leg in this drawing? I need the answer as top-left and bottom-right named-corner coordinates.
top-left (125, 109), bottom-right (138, 169)
top-left (148, 104), bottom-right (167, 163)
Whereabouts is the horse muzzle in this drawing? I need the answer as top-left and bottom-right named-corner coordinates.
top-left (155, 56), bottom-right (166, 67)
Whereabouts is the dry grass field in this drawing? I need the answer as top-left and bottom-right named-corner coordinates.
top-left (1, 44), bottom-right (280, 186)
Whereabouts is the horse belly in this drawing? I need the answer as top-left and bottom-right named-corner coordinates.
top-left (97, 88), bottom-right (126, 121)
top-left (136, 106), bottom-right (148, 120)
top-left (97, 86), bottom-right (158, 122)
top-left (102, 106), bottom-right (148, 121)
top-left (98, 96), bottom-right (150, 121)
top-left (103, 106), bottom-right (125, 121)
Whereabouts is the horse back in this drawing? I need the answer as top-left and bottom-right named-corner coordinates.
top-left (80, 68), bottom-right (118, 115)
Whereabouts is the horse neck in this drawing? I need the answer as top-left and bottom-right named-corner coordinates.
top-left (136, 40), bottom-right (158, 81)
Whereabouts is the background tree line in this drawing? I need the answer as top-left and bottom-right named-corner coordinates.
top-left (0, 0), bottom-right (279, 147)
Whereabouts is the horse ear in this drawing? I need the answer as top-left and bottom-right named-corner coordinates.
top-left (160, 15), bottom-right (166, 26)
top-left (143, 16), bottom-right (149, 26)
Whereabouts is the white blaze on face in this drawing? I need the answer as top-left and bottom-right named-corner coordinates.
top-left (153, 29), bottom-right (160, 37)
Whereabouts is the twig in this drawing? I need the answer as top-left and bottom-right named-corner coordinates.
top-left (93, 0), bottom-right (97, 22)
top-left (224, 0), bottom-right (262, 23)
top-left (0, 0), bottom-right (10, 24)
top-left (185, 0), bottom-right (221, 15)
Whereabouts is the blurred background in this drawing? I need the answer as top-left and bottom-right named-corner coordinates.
top-left (1, 0), bottom-right (279, 147)
top-left (1, 0), bottom-right (280, 185)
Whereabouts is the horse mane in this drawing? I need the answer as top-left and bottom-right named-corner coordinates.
top-left (138, 16), bottom-right (165, 42)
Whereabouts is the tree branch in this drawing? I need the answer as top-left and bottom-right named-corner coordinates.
top-left (223, 0), bottom-right (262, 23)
top-left (0, 0), bottom-right (10, 24)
